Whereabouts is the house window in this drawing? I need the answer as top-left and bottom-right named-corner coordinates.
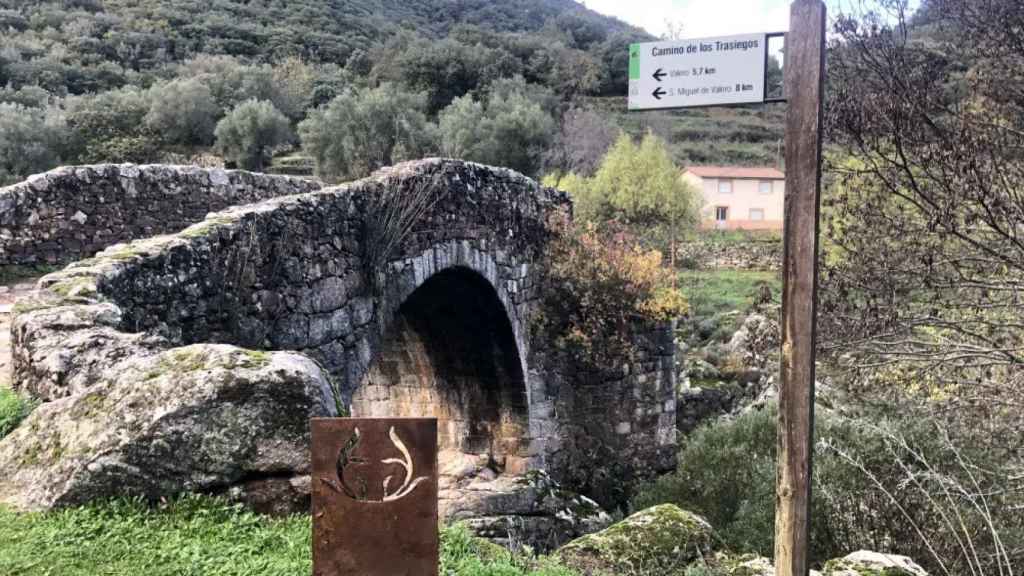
top-left (715, 206), bottom-right (729, 221)
top-left (718, 179), bottom-right (733, 194)
top-left (759, 181), bottom-right (773, 194)
top-left (749, 208), bottom-right (765, 221)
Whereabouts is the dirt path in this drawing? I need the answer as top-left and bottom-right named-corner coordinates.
top-left (0, 277), bottom-right (41, 388)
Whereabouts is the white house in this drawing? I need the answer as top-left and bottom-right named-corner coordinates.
top-left (682, 166), bottom-right (786, 231)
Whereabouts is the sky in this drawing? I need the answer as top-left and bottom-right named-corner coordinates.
top-left (582, 0), bottom-right (921, 38)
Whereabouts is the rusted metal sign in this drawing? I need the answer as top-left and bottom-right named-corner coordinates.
top-left (312, 418), bottom-right (438, 576)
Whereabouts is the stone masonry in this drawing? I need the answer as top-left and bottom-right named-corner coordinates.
top-left (0, 164), bottom-right (321, 266)
top-left (3, 159), bottom-right (676, 516)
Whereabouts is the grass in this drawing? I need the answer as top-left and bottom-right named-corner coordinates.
top-left (0, 388), bottom-right (34, 438)
top-left (0, 496), bottom-right (580, 576)
top-left (679, 269), bottom-right (780, 321)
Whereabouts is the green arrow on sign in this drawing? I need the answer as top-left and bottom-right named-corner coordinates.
top-left (629, 43), bottom-right (640, 80)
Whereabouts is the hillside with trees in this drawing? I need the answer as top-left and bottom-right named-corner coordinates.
top-left (0, 0), bottom-right (786, 186)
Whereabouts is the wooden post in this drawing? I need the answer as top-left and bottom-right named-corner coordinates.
top-left (775, 1), bottom-right (826, 575)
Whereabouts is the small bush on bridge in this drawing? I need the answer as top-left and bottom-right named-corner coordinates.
top-left (536, 219), bottom-right (687, 367)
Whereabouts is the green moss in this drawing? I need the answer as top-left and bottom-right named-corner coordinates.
top-left (101, 246), bottom-right (144, 262)
top-left (708, 553), bottom-right (773, 576)
top-left (12, 296), bottom-right (60, 314)
top-left (71, 392), bottom-right (108, 419)
top-left (17, 431), bottom-right (68, 467)
top-left (180, 215), bottom-right (237, 238)
top-left (236, 349), bottom-right (271, 369)
top-left (144, 347), bottom-right (272, 381)
top-left (19, 442), bottom-right (42, 466)
top-left (558, 504), bottom-right (713, 576)
top-left (47, 277), bottom-right (98, 299)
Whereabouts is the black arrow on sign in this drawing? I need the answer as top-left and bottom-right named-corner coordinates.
top-left (652, 87), bottom-right (667, 100)
top-left (652, 68), bottom-right (667, 82)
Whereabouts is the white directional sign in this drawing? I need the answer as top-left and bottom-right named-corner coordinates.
top-left (629, 33), bottom-right (770, 110)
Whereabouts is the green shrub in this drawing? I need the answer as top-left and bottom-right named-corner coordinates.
top-left (438, 76), bottom-right (556, 177)
top-left (632, 404), bottom-right (1023, 573)
top-left (214, 99), bottom-right (293, 171)
top-left (633, 405), bottom-right (777, 557)
top-left (534, 221), bottom-right (687, 367)
top-left (0, 388), bottom-right (34, 438)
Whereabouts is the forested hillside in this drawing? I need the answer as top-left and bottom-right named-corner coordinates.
top-left (0, 0), bottom-right (787, 185)
top-left (0, 0), bottom-right (645, 95)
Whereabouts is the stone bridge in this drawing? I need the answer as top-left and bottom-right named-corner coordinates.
top-left (0, 159), bottom-right (676, 544)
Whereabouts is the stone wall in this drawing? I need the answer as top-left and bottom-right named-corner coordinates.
top-left (676, 237), bottom-right (782, 270)
top-left (544, 323), bottom-right (677, 507)
top-left (5, 159), bottom-right (677, 514)
top-left (0, 164), bottom-right (321, 266)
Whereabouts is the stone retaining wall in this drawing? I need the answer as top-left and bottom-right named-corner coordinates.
top-left (676, 237), bottom-right (782, 270)
top-left (0, 164), bottom-right (320, 266)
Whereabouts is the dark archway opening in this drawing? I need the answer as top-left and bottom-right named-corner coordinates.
top-left (353, 267), bottom-right (529, 477)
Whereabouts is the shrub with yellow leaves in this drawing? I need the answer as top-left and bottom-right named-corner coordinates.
top-left (536, 218), bottom-right (687, 366)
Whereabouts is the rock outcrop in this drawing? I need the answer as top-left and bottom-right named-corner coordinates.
top-left (441, 471), bottom-right (611, 551)
top-left (0, 344), bottom-right (333, 511)
top-left (824, 550), bottom-right (929, 576)
top-left (557, 504), bottom-right (713, 575)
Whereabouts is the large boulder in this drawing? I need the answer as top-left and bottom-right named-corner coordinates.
top-left (557, 503), bottom-right (713, 575)
top-left (706, 553), bottom-right (822, 576)
top-left (441, 471), bottom-right (611, 551)
top-left (726, 311), bottom-right (779, 370)
top-left (824, 551), bottom-right (929, 576)
top-left (0, 344), bottom-right (334, 511)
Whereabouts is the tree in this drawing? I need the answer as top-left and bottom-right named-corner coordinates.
top-left (64, 86), bottom-right (158, 164)
top-left (214, 100), bottom-right (292, 172)
top-left (437, 95), bottom-right (485, 158)
top-left (0, 103), bottom-right (67, 185)
top-left (821, 5), bottom-right (1024, 570)
top-left (543, 107), bottom-right (618, 177)
top-left (298, 84), bottom-right (436, 182)
top-left (823, 0), bottom-right (1024, 386)
top-left (270, 56), bottom-right (317, 122)
top-left (553, 133), bottom-right (700, 266)
top-left (370, 35), bottom-right (521, 114)
top-left (144, 79), bottom-right (219, 147)
top-left (179, 56), bottom-right (279, 112)
top-left (437, 78), bottom-right (556, 176)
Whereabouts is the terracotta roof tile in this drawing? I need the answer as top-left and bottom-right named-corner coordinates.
top-left (684, 166), bottom-right (785, 179)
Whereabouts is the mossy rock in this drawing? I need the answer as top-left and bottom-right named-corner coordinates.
top-left (0, 344), bottom-right (334, 512)
top-left (823, 551), bottom-right (928, 576)
top-left (712, 553), bottom-right (774, 576)
top-left (557, 504), bottom-right (713, 575)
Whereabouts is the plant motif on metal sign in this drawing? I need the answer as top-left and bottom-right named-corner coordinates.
top-left (321, 426), bottom-right (429, 502)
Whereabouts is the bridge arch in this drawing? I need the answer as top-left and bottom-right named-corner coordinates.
top-left (355, 265), bottom-right (530, 469)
